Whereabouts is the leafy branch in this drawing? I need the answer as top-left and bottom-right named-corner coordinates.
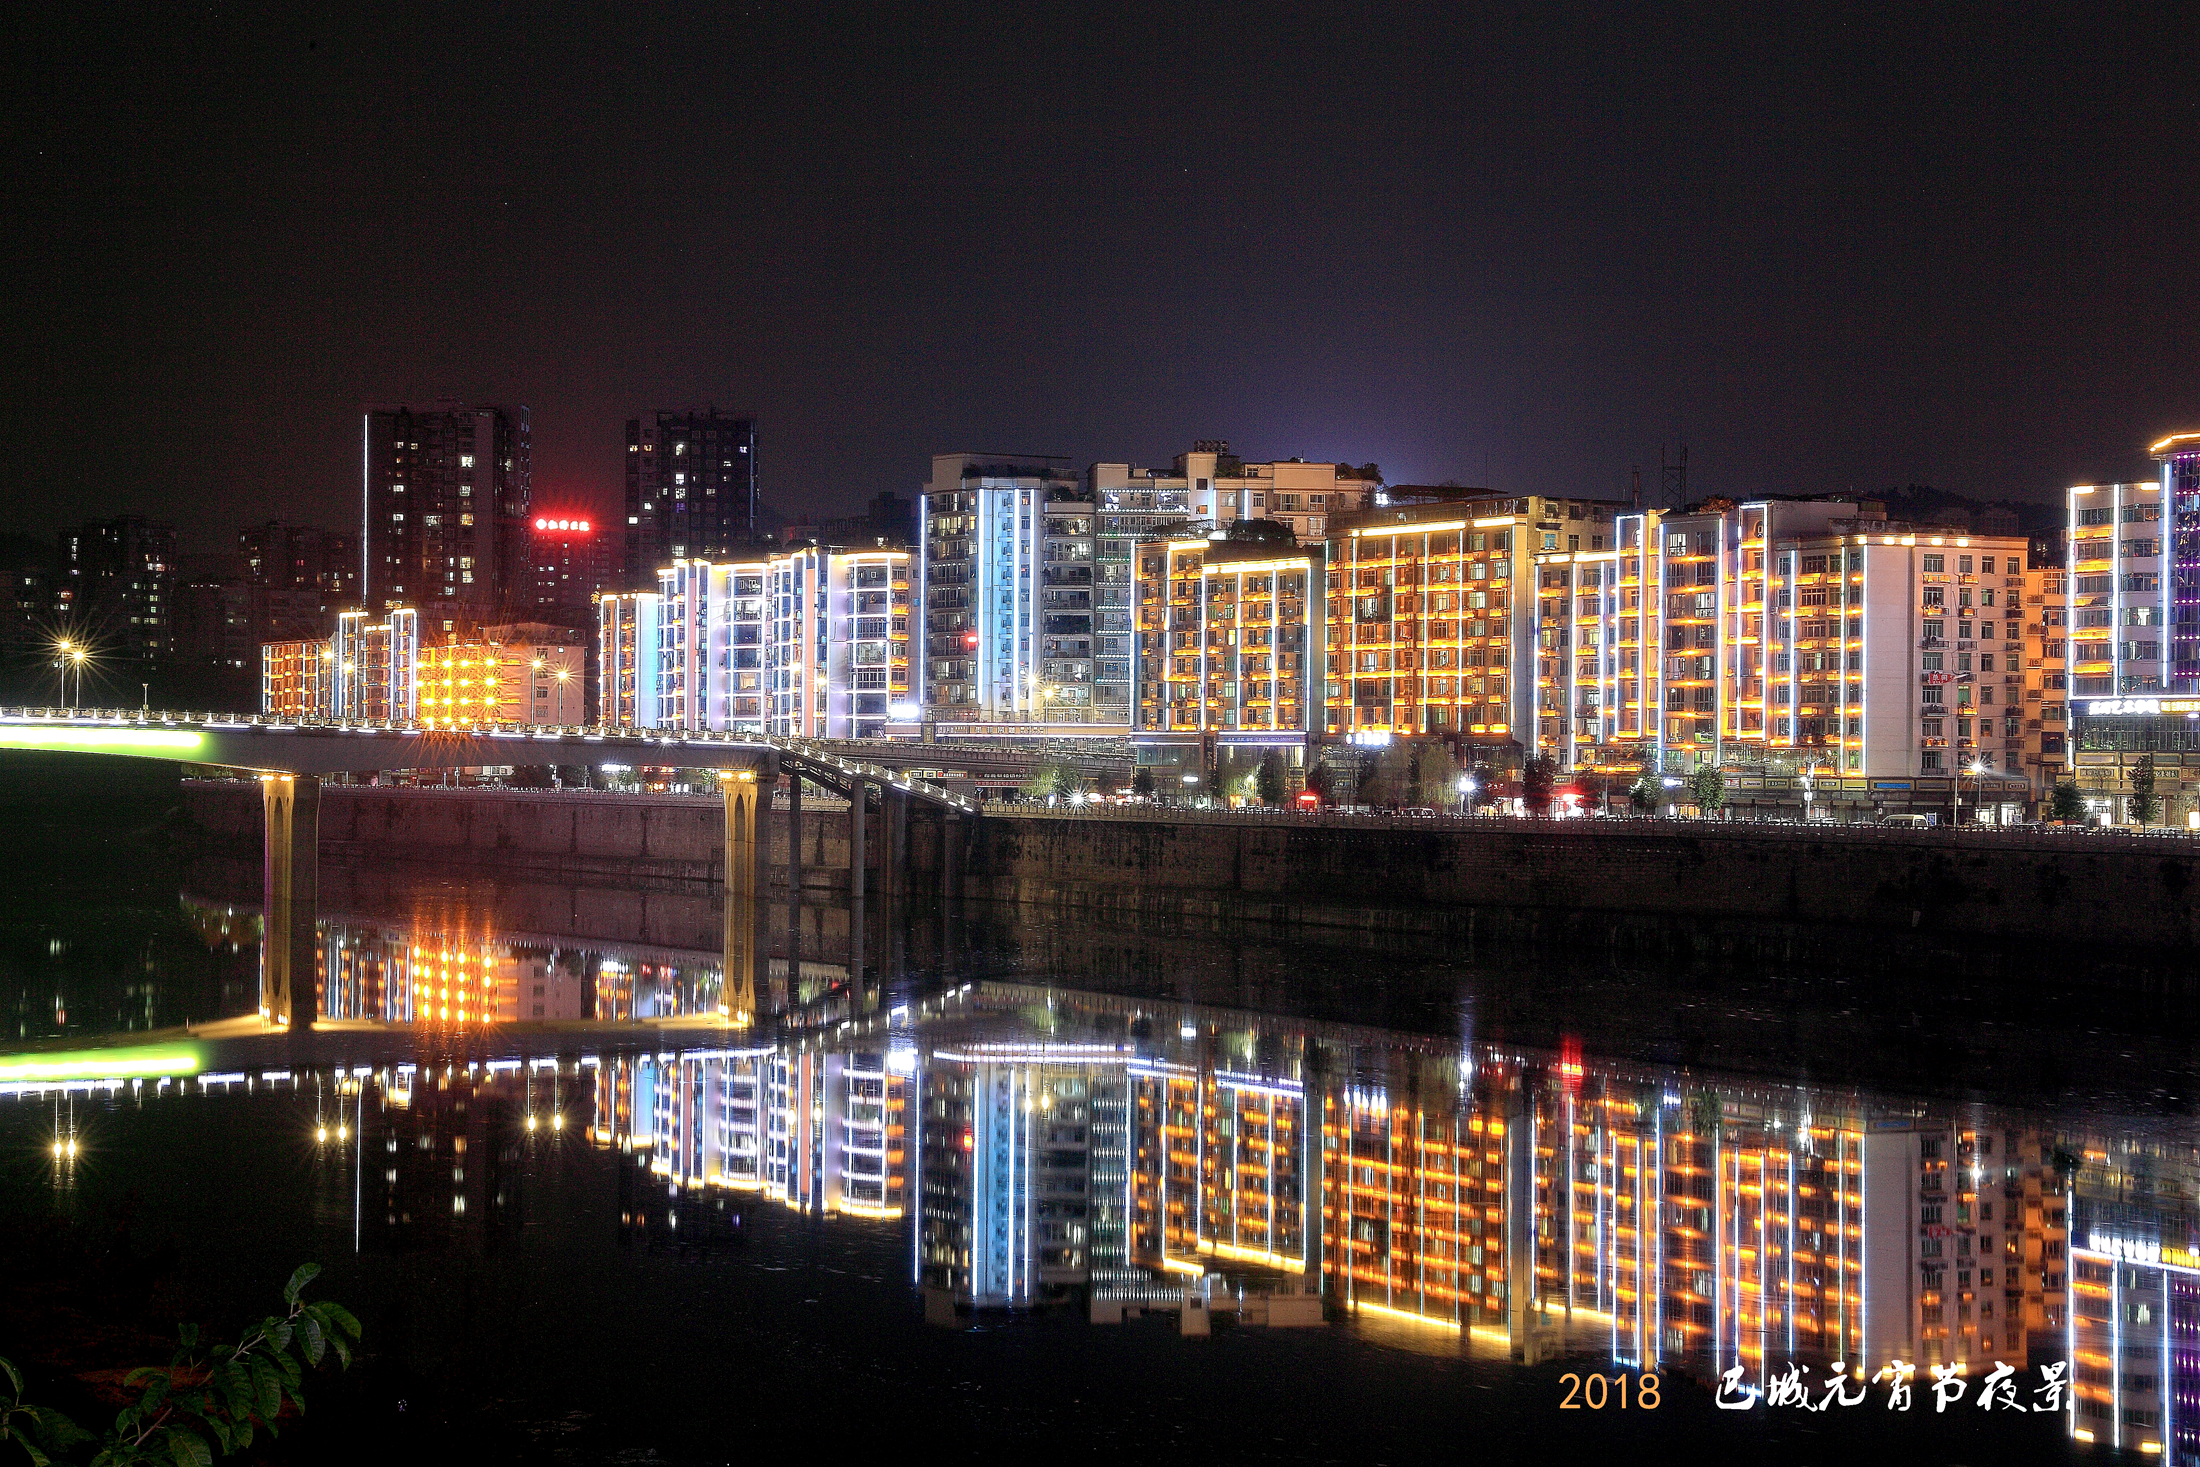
top-left (1, 1263), bottom-right (358, 1467)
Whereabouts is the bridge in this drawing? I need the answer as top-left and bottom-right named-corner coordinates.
top-left (1, 707), bottom-right (987, 1031)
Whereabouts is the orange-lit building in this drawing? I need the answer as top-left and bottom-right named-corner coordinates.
top-left (1130, 536), bottom-right (1322, 781)
top-left (1320, 496), bottom-right (1625, 754)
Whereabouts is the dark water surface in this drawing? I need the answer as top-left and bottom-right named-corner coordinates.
top-left (5, 789), bottom-right (2179, 1463)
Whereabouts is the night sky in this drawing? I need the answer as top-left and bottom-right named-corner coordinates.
top-left (6, 4), bottom-right (2197, 551)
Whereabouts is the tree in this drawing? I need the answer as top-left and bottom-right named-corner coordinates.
top-left (1019, 759), bottom-right (1074, 802)
top-left (2130, 753), bottom-right (2161, 826)
top-left (2049, 779), bottom-right (2086, 824)
top-left (1357, 463), bottom-right (1382, 483)
top-left (1413, 741), bottom-right (1459, 809)
top-left (1132, 766), bottom-right (1155, 799)
top-left (1255, 751), bottom-right (1286, 806)
top-left (1628, 771), bottom-right (1658, 814)
top-left (1523, 755), bottom-right (1558, 815)
top-left (1689, 764), bottom-right (1727, 817)
top-left (0, 1264), bottom-right (357, 1467)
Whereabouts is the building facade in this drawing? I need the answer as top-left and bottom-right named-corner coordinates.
top-left (1325, 495), bottom-right (1625, 753)
top-left (623, 409), bottom-right (758, 584)
top-left (362, 403), bottom-right (530, 628)
top-left (1131, 533), bottom-right (1323, 780)
top-left (261, 608), bottom-right (578, 726)
top-left (529, 513), bottom-right (611, 625)
top-left (60, 516), bottom-right (177, 663)
top-left (601, 547), bottom-right (910, 738)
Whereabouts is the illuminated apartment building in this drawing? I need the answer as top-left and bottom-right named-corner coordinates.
top-left (656, 556), bottom-right (770, 732)
top-left (599, 549), bottom-right (909, 736)
top-left (765, 545), bottom-right (912, 737)
top-left (2021, 564), bottom-right (2072, 787)
top-left (2065, 445), bottom-right (2200, 822)
top-left (261, 608), bottom-right (577, 727)
top-left (413, 633), bottom-right (583, 727)
top-left (599, 591), bottom-right (662, 726)
top-left (1323, 496), bottom-right (1624, 748)
top-left (918, 454), bottom-right (1097, 725)
top-left (260, 636), bottom-right (331, 719)
top-left (915, 1046), bottom-right (1132, 1306)
top-left (1536, 504), bottom-right (2037, 796)
top-left (921, 446), bottom-right (1375, 728)
top-left (1129, 534), bottom-right (1323, 779)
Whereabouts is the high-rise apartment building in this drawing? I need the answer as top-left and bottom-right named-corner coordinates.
top-left (600, 546), bottom-right (909, 738)
top-left (1324, 495), bottom-right (1626, 749)
top-left (238, 520), bottom-right (360, 605)
top-left (918, 454), bottom-right (1090, 724)
top-left (362, 403), bottom-right (530, 628)
top-left (623, 409), bottom-right (758, 583)
top-left (1131, 531), bottom-right (1324, 779)
top-left (1534, 503), bottom-right (2038, 808)
top-left (921, 447), bottom-right (1377, 729)
top-left (528, 513), bottom-right (611, 624)
top-left (60, 516), bottom-right (177, 662)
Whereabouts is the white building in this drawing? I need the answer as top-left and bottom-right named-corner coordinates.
top-left (602, 547), bottom-right (911, 738)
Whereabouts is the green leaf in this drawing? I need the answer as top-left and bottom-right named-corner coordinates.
top-left (318, 1301), bottom-right (362, 1339)
top-left (29, 1406), bottom-right (91, 1452)
top-left (271, 1352), bottom-right (300, 1398)
top-left (263, 1320), bottom-right (292, 1354)
top-left (1, 1356), bottom-right (21, 1396)
top-left (248, 1359), bottom-right (280, 1425)
top-left (164, 1424), bottom-right (213, 1467)
top-left (281, 1264), bottom-right (320, 1306)
top-left (325, 1332), bottom-right (351, 1370)
top-left (298, 1314), bottom-right (324, 1365)
top-left (122, 1367), bottom-right (164, 1389)
top-left (177, 1323), bottom-right (199, 1351)
top-left (14, 1435), bottom-right (50, 1467)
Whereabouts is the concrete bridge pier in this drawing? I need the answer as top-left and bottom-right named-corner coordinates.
top-left (721, 753), bottom-right (777, 1024)
top-left (884, 783), bottom-right (907, 900)
top-left (260, 773), bottom-right (320, 1028)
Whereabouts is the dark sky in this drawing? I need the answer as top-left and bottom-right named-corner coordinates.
top-left (6, 3), bottom-right (2197, 552)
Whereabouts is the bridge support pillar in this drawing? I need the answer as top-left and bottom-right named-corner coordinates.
top-left (722, 760), bottom-right (772, 1025)
top-left (261, 773), bottom-right (320, 1029)
top-left (941, 812), bottom-right (963, 904)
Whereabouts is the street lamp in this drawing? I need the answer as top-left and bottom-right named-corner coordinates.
top-left (554, 667), bottom-right (572, 724)
top-left (69, 648), bottom-right (86, 710)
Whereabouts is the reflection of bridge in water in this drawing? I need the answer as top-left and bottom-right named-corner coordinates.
top-left (2, 708), bottom-right (1000, 1028)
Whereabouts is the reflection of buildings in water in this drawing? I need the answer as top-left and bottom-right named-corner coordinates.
top-left (2066, 1133), bottom-right (2200, 1458)
top-left (591, 1046), bottom-right (909, 1220)
top-left (319, 920), bottom-right (594, 1025)
top-left (915, 1045), bottom-right (1132, 1307)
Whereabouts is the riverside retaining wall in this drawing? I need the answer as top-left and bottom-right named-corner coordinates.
top-left (181, 783), bottom-right (2200, 965)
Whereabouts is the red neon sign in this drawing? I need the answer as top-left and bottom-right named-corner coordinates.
top-left (533, 517), bottom-right (593, 534)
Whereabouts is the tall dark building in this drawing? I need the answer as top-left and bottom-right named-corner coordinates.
top-left (60, 516), bottom-right (177, 662)
top-left (363, 403), bottom-right (530, 632)
top-left (623, 409), bottom-right (757, 583)
top-left (239, 521), bottom-right (361, 606)
top-left (529, 512), bottom-right (611, 625)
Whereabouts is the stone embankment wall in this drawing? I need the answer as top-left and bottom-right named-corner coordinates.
top-left (183, 783), bottom-right (2198, 962)
top-left (962, 810), bottom-right (2198, 957)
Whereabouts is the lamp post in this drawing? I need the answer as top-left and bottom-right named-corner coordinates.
top-left (554, 666), bottom-right (572, 725)
top-left (69, 648), bottom-right (86, 710)
top-left (530, 657), bottom-right (546, 728)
